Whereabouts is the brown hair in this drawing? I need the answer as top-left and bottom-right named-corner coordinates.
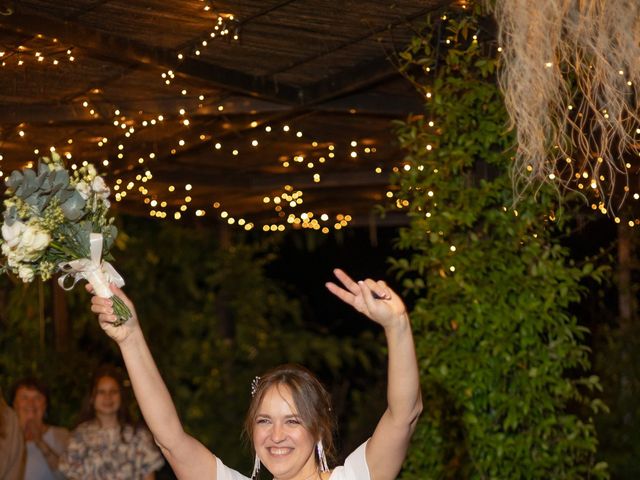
top-left (10, 378), bottom-right (50, 410)
top-left (244, 364), bottom-right (336, 465)
top-left (76, 365), bottom-right (133, 431)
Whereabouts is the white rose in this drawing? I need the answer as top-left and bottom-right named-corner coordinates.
top-left (2, 243), bottom-right (17, 261)
top-left (8, 255), bottom-right (22, 268)
top-left (2, 245), bottom-right (23, 267)
top-left (91, 176), bottom-right (110, 199)
top-left (76, 180), bottom-right (91, 199)
top-left (2, 220), bottom-right (26, 248)
top-left (32, 230), bottom-right (51, 253)
top-left (19, 225), bottom-right (50, 258)
top-left (18, 265), bottom-right (35, 282)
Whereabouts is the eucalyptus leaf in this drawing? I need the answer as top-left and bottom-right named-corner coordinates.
top-left (51, 169), bottom-right (70, 190)
top-left (16, 169), bottom-right (39, 199)
top-left (23, 192), bottom-right (49, 214)
top-left (6, 170), bottom-right (23, 191)
top-left (3, 205), bottom-right (17, 225)
top-left (38, 174), bottom-right (53, 193)
top-left (102, 225), bottom-right (118, 250)
top-left (55, 188), bottom-right (73, 203)
top-left (60, 192), bottom-right (86, 221)
top-left (37, 161), bottom-right (49, 176)
top-left (56, 188), bottom-right (73, 203)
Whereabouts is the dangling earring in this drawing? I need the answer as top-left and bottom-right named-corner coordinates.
top-left (317, 440), bottom-right (329, 472)
top-left (251, 453), bottom-right (261, 479)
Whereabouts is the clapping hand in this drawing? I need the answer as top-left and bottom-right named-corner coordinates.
top-left (23, 418), bottom-right (44, 442)
top-left (325, 268), bottom-right (407, 329)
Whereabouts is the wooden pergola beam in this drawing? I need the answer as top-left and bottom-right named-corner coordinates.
top-left (5, 9), bottom-right (303, 104)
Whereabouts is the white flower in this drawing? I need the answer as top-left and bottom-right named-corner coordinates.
top-left (2, 244), bottom-right (24, 268)
top-left (19, 224), bottom-right (50, 259)
top-left (18, 265), bottom-right (35, 282)
top-left (91, 176), bottom-right (110, 199)
top-left (2, 243), bottom-right (19, 263)
top-left (2, 220), bottom-right (26, 248)
top-left (87, 164), bottom-right (97, 178)
top-left (76, 180), bottom-right (91, 199)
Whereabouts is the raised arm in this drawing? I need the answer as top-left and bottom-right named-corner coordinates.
top-left (326, 269), bottom-right (423, 480)
top-left (90, 286), bottom-right (218, 480)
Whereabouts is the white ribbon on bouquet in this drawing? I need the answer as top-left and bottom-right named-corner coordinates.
top-left (57, 232), bottom-right (125, 298)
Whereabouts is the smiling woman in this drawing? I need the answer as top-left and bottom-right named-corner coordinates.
top-left (58, 366), bottom-right (164, 480)
top-left (89, 268), bottom-right (422, 480)
top-left (11, 378), bottom-right (69, 480)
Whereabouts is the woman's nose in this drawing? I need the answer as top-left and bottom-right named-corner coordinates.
top-left (270, 423), bottom-right (286, 442)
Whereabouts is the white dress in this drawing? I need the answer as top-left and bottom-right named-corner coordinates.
top-left (216, 441), bottom-right (370, 480)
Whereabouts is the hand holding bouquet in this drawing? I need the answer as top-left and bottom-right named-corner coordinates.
top-left (0, 153), bottom-right (131, 325)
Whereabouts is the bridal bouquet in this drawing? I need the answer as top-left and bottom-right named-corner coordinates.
top-left (0, 153), bottom-right (131, 325)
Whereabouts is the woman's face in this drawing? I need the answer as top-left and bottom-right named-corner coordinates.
top-left (13, 386), bottom-right (46, 426)
top-left (92, 376), bottom-right (121, 418)
top-left (252, 384), bottom-right (317, 480)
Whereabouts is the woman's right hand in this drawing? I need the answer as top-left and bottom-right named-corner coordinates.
top-left (87, 284), bottom-right (140, 344)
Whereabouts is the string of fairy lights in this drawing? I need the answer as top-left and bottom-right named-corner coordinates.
top-left (0, 2), bottom-right (398, 234)
top-left (420, 12), bottom-right (640, 229)
top-left (0, 37), bottom-right (77, 68)
top-left (6, 3), bottom-right (640, 235)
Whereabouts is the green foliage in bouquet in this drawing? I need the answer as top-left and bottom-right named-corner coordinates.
top-left (1, 153), bottom-right (130, 323)
top-left (391, 9), bottom-right (608, 479)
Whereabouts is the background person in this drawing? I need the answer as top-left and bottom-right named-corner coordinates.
top-left (59, 365), bottom-right (164, 480)
top-left (0, 391), bottom-right (25, 480)
top-left (11, 378), bottom-right (69, 480)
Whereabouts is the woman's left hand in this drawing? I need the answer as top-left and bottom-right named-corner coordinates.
top-left (325, 268), bottom-right (407, 329)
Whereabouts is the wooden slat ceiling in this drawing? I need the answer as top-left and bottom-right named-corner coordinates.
top-left (0, 0), bottom-right (450, 231)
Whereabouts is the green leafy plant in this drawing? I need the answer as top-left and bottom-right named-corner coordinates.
top-left (392, 9), bottom-right (608, 479)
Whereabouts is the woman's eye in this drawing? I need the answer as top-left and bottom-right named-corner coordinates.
top-left (286, 419), bottom-right (301, 425)
top-left (256, 418), bottom-right (270, 424)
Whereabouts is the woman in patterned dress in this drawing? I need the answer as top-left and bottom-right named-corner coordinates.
top-left (59, 366), bottom-right (165, 480)
top-left (89, 269), bottom-right (422, 480)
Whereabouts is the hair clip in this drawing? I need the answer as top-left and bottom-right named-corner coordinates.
top-left (251, 376), bottom-right (261, 397)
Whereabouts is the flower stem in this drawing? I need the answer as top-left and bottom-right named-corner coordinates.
top-left (110, 296), bottom-right (132, 327)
